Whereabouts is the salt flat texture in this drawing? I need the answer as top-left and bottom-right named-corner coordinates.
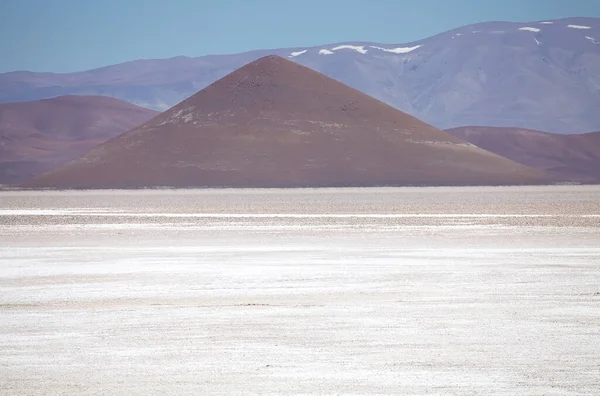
top-left (1, 186), bottom-right (599, 395)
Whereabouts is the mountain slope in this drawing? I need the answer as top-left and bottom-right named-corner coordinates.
top-left (1, 17), bottom-right (599, 134)
top-left (22, 56), bottom-right (552, 189)
top-left (446, 126), bottom-right (600, 183)
top-left (0, 96), bottom-right (158, 184)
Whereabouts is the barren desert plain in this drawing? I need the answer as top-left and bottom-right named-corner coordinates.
top-left (1, 185), bottom-right (599, 395)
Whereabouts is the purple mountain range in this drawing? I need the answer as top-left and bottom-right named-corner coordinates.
top-left (1, 17), bottom-right (599, 134)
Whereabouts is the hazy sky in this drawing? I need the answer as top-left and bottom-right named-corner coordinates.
top-left (1, 0), bottom-right (599, 73)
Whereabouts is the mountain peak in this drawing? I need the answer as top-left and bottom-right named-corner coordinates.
top-left (22, 57), bottom-right (551, 189)
top-left (251, 54), bottom-right (289, 63)
top-left (150, 50), bottom-right (390, 127)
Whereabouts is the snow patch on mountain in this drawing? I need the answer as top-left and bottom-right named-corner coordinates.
top-left (319, 49), bottom-right (334, 55)
top-left (567, 24), bottom-right (591, 30)
top-left (370, 45), bottom-right (422, 54)
top-left (586, 36), bottom-right (599, 44)
top-left (539, 21), bottom-right (554, 24)
top-left (331, 45), bottom-right (368, 54)
top-left (289, 50), bottom-right (307, 58)
top-left (519, 27), bottom-right (541, 32)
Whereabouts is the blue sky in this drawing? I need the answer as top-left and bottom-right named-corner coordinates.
top-left (1, 0), bottom-right (599, 73)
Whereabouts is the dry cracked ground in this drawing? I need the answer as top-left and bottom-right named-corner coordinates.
top-left (1, 186), bottom-right (599, 395)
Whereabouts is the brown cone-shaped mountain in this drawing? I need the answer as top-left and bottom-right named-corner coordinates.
top-left (22, 56), bottom-right (553, 188)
